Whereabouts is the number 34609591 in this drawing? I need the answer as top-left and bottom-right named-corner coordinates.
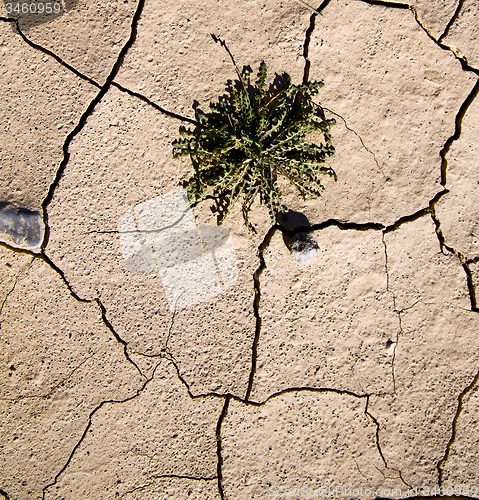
top-left (5, 2), bottom-right (62, 14)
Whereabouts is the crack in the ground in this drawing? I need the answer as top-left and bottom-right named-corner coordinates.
top-left (282, 219), bottom-right (386, 236)
top-left (215, 395), bottom-right (230, 500)
top-left (466, 255), bottom-right (479, 265)
top-left (437, 78), bottom-right (479, 187)
top-left (323, 106), bottom-right (386, 178)
top-left (41, 361), bottom-right (161, 499)
top-left (462, 261), bottom-right (478, 311)
top-left (244, 226), bottom-right (276, 401)
top-left (0, 243), bottom-right (147, 380)
top-left (39, 0), bottom-right (147, 253)
top-left (112, 80), bottom-right (202, 128)
top-left (364, 396), bottom-right (411, 488)
top-left (299, 0), bottom-right (331, 87)
top-left (8, 18), bottom-right (202, 129)
top-left (438, 0), bottom-right (464, 43)
top-left (409, 6), bottom-right (479, 75)
top-left (3, 1), bottom-right (479, 494)
top-left (357, 0), bottom-right (409, 9)
top-left (0, 488), bottom-right (10, 500)
top-left (436, 366), bottom-right (479, 485)
top-left (135, 349), bottom-right (375, 404)
top-left (429, 207), bottom-right (479, 312)
top-left (356, 0), bottom-right (479, 74)
top-left (37, 251), bottom-right (145, 376)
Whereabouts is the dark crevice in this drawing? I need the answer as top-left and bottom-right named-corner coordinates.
top-left (300, 1), bottom-right (332, 86)
top-left (438, 78), bottom-right (479, 187)
top-left (40, 252), bottom-right (89, 302)
top-left (112, 81), bottom-right (202, 127)
top-left (429, 209), bottom-right (479, 312)
top-left (245, 226), bottom-right (277, 401)
top-left (429, 203), bottom-right (456, 252)
top-left (13, 20), bottom-right (100, 87)
top-left (383, 206), bottom-right (432, 234)
top-left (273, 219), bottom-right (385, 241)
top-left (437, 368), bottom-right (479, 485)
top-left (41, 251), bottom-right (145, 377)
top-left (41, 362), bottom-right (161, 499)
top-left (309, 219), bottom-right (385, 232)
top-left (462, 262), bottom-right (478, 312)
top-left (140, 351), bottom-right (372, 405)
top-left (358, 0), bottom-right (479, 75)
top-left (96, 297), bottom-right (144, 377)
top-left (0, 488), bottom-right (10, 500)
top-left (261, 385), bottom-right (369, 403)
top-left (160, 351), bottom-right (226, 401)
top-left (216, 395), bottom-right (230, 500)
top-left (410, 7), bottom-right (479, 76)
top-left (301, 10), bottom-right (313, 85)
top-left (0, 240), bottom-right (40, 256)
top-left (39, 0), bottom-right (147, 252)
top-left (357, 0), bottom-right (409, 9)
top-left (11, 20), bottom-right (202, 128)
top-left (438, 0), bottom-right (464, 43)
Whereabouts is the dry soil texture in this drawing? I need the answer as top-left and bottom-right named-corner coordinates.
top-left (0, 0), bottom-right (478, 499)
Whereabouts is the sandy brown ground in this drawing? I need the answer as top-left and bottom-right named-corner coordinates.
top-left (0, 0), bottom-right (478, 499)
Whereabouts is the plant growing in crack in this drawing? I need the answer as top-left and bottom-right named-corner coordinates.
top-left (172, 61), bottom-right (336, 232)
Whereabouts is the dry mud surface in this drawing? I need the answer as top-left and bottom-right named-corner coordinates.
top-left (0, 0), bottom-right (478, 499)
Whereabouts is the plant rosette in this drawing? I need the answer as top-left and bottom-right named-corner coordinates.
top-left (172, 62), bottom-right (336, 233)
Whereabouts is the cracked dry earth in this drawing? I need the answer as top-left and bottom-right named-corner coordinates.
top-left (0, 0), bottom-right (479, 499)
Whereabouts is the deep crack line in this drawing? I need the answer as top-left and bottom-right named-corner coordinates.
top-left (429, 208), bottom-right (479, 312)
top-left (437, 78), bottom-right (479, 187)
top-left (436, 367), bottom-right (479, 485)
top-left (10, 19), bottom-right (202, 128)
top-left (216, 395), bottom-right (230, 500)
top-left (13, 19), bottom-right (99, 87)
top-left (438, 0), bottom-right (464, 43)
top-left (40, 0), bottom-right (147, 252)
top-left (409, 6), bottom-right (479, 75)
top-left (245, 226), bottom-right (277, 402)
top-left (143, 351), bottom-right (373, 406)
top-left (112, 81), bottom-right (202, 127)
top-left (41, 361), bottom-right (161, 500)
top-left (462, 262), bottom-right (478, 312)
top-left (355, 0), bottom-right (479, 75)
top-left (39, 251), bottom-right (145, 378)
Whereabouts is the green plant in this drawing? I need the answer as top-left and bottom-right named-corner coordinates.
top-left (172, 62), bottom-right (336, 231)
